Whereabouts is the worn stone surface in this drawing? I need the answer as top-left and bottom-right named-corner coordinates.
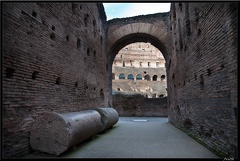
top-left (112, 79), bottom-right (167, 98)
top-left (167, 3), bottom-right (238, 158)
top-left (113, 92), bottom-right (167, 117)
top-left (94, 107), bottom-right (119, 132)
top-left (30, 110), bottom-right (102, 156)
top-left (2, 2), bottom-right (238, 158)
top-left (2, 2), bottom-right (108, 158)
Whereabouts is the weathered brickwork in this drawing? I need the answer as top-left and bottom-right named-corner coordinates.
top-left (2, 2), bottom-right (238, 159)
top-left (168, 3), bottom-right (238, 158)
top-left (113, 93), bottom-right (167, 117)
top-left (2, 3), bottom-right (108, 158)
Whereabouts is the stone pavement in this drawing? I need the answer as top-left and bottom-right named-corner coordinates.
top-left (22, 117), bottom-right (220, 159)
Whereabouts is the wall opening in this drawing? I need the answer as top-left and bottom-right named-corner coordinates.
top-left (52, 25), bottom-right (55, 31)
top-left (161, 75), bottom-right (166, 81)
top-left (75, 81), bottom-right (78, 87)
top-left (77, 38), bottom-right (81, 49)
top-left (32, 71), bottom-right (39, 79)
top-left (56, 77), bottom-right (61, 85)
top-left (112, 73), bottom-right (115, 80)
top-left (66, 35), bottom-right (69, 41)
top-left (123, 61), bottom-right (125, 67)
top-left (153, 75), bottom-right (158, 81)
top-left (144, 74), bottom-right (150, 81)
top-left (50, 33), bottom-right (55, 40)
top-left (6, 68), bottom-right (15, 78)
top-left (84, 14), bottom-right (89, 27)
top-left (127, 74), bottom-right (134, 80)
top-left (32, 11), bottom-right (37, 18)
top-left (111, 41), bottom-right (167, 99)
top-left (72, 3), bottom-right (79, 15)
top-left (136, 74), bottom-right (142, 80)
top-left (87, 48), bottom-right (90, 56)
top-left (108, 33), bottom-right (169, 117)
top-left (100, 89), bottom-right (104, 99)
top-left (119, 73), bottom-right (125, 79)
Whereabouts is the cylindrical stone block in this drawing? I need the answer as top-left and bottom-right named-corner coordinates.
top-left (94, 107), bottom-right (119, 132)
top-left (30, 110), bottom-right (102, 156)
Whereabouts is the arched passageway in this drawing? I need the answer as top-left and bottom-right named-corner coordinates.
top-left (153, 75), bottom-right (158, 81)
top-left (136, 74), bottom-right (143, 80)
top-left (127, 74), bottom-right (134, 80)
top-left (106, 14), bottom-right (170, 104)
top-left (2, 3), bottom-right (237, 158)
top-left (144, 74), bottom-right (151, 81)
top-left (119, 73), bottom-right (125, 79)
top-left (107, 32), bottom-right (171, 108)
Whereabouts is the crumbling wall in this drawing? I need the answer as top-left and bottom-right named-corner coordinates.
top-left (2, 2), bottom-right (108, 158)
top-left (113, 92), bottom-right (167, 116)
top-left (168, 3), bottom-right (238, 158)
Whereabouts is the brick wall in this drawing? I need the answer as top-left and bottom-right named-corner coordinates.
top-left (113, 93), bottom-right (167, 117)
top-left (168, 3), bottom-right (238, 158)
top-left (2, 2), bottom-right (238, 159)
top-left (2, 2), bottom-right (108, 158)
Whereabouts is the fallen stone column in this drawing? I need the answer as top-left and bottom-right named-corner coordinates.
top-left (94, 107), bottom-right (119, 132)
top-left (30, 110), bottom-right (102, 156)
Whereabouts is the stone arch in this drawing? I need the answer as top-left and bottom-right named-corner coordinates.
top-left (136, 74), bottom-right (142, 80)
top-left (107, 15), bottom-right (170, 105)
top-left (107, 33), bottom-right (170, 105)
top-left (127, 74), bottom-right (134, 80)
top-left (107, 33), bottom-right (169, 66)
top-left (144, 75), bottom-right (150, 81)
top-left (161, 75), bottom-right (166, 81)
top-left (119, 73), bottom-right (125, 79)
top-left (153, 75), bottom-right (158, 81)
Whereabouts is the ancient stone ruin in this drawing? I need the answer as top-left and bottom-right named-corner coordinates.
top-left (112, 42), bottom-right (167, 116)
top-left (2, 2), bottom-right (238, 158)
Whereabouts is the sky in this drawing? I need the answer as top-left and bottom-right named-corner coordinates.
top-left (103, 3), bottom-right (171, 20)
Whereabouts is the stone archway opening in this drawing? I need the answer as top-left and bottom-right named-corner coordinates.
top-left (153, 75), bottom-right (158, 81)
top-left (109, 33), bottom-right (169, 117)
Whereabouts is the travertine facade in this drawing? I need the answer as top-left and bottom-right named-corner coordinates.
top-left (2, 2), bottom-right (238, 158)
top-left (112, 42), bottom-right (168, 116)
top-left (112, 42), bottom-right (167, 98)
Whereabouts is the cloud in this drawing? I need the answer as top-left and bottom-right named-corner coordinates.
top-left (103, 3), bottom-right (171, 20)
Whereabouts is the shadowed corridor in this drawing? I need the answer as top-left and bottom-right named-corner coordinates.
top-left (23, 117), bottom-right (219, 158)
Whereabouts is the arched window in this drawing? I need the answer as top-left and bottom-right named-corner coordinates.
top-left (119, 73), bottom-right (125, 79)
top-left (161, 75), bottom-right (166, 81)
top-left (112, 73), bottom-right (115, 80)
top-left (159, 94), bottom-right (164, 97)
top-left (153, 75), bottom-right (158, 81)
top-left (127, 74), bottom-right (134, 80)
top-left (136, 74), bottom-right (142, 80)
top-left (144, 75), bottom-right (150, 81)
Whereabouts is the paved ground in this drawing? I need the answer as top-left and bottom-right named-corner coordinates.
top-left (22, 117), bottom-right (220, 159)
